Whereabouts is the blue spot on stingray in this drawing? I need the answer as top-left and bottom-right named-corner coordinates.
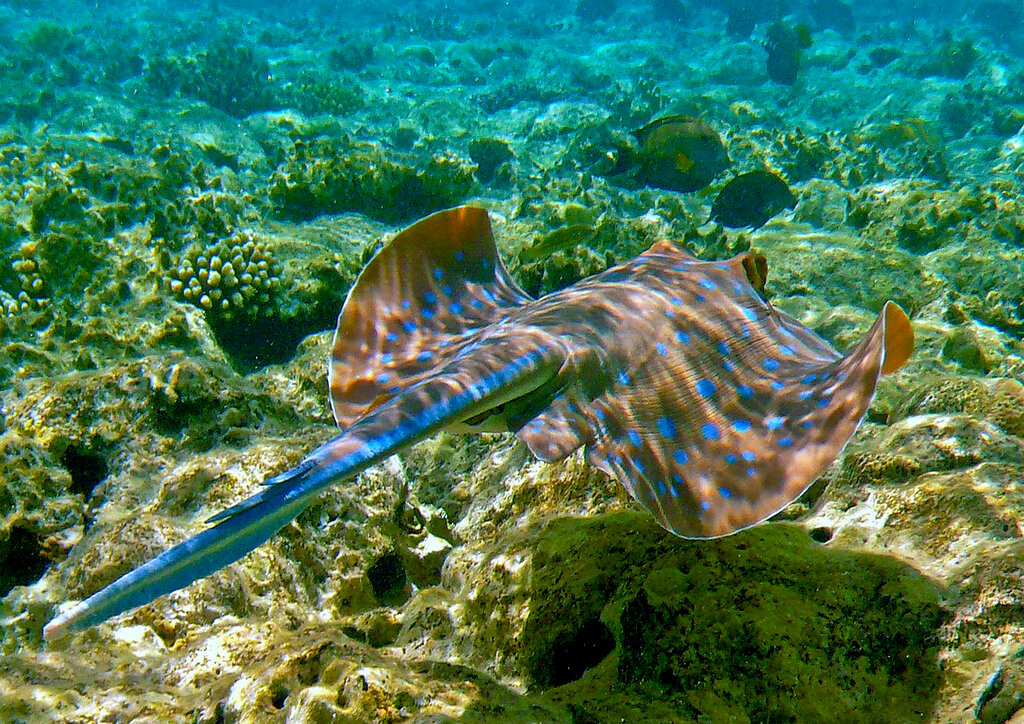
top-left (766, 416), bottom-right (785, 430)
top-left (387, 385), bottom-right (401, 394)
top-left (799, 390), bottom-right (813, 400)
top-left (633, 459), bottom-right (646, 475)
top-left (715, 262), bottom-right (729, 271)
top-left (696, 379), bottom-right (716, 398)
top-left (665, 308), bottom-right (675, 319)
top-left (741, 450), bottom-right (757, 462)
top-left (817, 397), bottom-right (830, 407)
top-left (673, 449), bottom-right (688, 465)
top-left (657, 480), bottom-right (668, 496)
top-left (725, 453), bottom-right (738, 464)
top-left (383, 306), bottom-right (392, 315)
top-left (762, 358), bottom-right (779, 372)
top-left (676, 330), bottom-right (691, 344)
top-left (732, 282), bottom-right (745, 295)
top-left (732, 419), bottom-right (751, 433)
top-left (770, 380), bottom-right (785, 391)
top-left (424, 291), bottom-right (437, 305)
top-left (442, 284), bottom-right (453, 296)
top-left (381, 353), bottom-right (394, 364)
top-left (422, 307), bottom-right (435, 319)
top-left (672, 473), bottom-right (685, 488)
top-left (627, 429), bottom-right (643, 447)
top-left (455, 250), bottom-right (465, 261)
top-left (802, 419), bottom-right (814, 429)
top-left (720, 487), bottom-right (732, 498)
top-left (449, 302), bottom-right (464, 315)
top-left (695, 294), bottom-right (706, 303)
top-left (402, 299), bottom-right (411, 309)
top-left (656, 342), bottom-right (668, 356)
top-left (741, 323), bottom-right (751, 339)
top-left (433, 268), bottom-right (444, 280)
top-left (746, 467), bottom-right (756, 477)
top-left (386, 332), bottom-right (399, 342)
top-left (701, 423), bottom-right (720, 441)
top-left (470, 298), bottom-right (484, 309)
top-left (802, 373), bottom-right (818, 384)
top-left (416, 350), bottom-right (434, 362)
top-left (657, 417), bottom-right (677, 439)
top-left (594, 408), bottom-right (606, 420)
top-left (779, 344), bottom-right (794, 356)
top-left (778, 436), bottom-right (794, 448)
top-left (717, 341), bottom-right (730, 356)
top-left (377, 372), bottom-right (391, 383)
top-left (737, 384), bottom-right (754, 399)
top-left (402, 320), bottom-right (417, 333)
top-left (699, 278), bottom-right (717, 290)
top-left (671, 296), bottom-right (683, 306)
top-left (618, 370), bottom-right (631, 385)
top-left (723, 360), bottom-right (735, 372)
top-left (741, 307), bottom-right (757, 321)
top-left (700, 500), bottom-right (711, 511)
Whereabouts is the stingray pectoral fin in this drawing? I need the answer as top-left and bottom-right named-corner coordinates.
top-left (582, 301), bottom-right (913, 539)
top-left (44, 338), bottom-right (566, 641)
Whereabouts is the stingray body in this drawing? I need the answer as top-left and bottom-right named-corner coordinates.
top-left (44, 206), bottom-right (913, 640)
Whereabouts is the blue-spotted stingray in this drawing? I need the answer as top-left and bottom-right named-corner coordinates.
top-left (44, 205), bottom-right (913, 640)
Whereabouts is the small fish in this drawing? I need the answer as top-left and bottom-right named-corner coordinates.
top-left (44, 206), bottom-right (913, 640)
top-left (604, 115), bottom-right (731, 193)
top-left (764, 21), bottom-right (812, 85)
top-left (711, 170), bottom-right (797, 229)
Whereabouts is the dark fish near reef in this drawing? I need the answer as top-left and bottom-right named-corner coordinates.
top-left (608, 115), bottom-right (730, 193)
top-left (711, 170), bottom-right (797, 229)
top-left (764, 21), bottom-right (812, 85)
top-left (45, 206), bottom-right (914, 640)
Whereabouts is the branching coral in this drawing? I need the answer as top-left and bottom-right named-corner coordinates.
top-left (167, 229), bottom-right (281, 323)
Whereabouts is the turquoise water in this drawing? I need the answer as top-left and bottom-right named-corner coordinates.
top-left (1, 0), bottom-right (1023, 721)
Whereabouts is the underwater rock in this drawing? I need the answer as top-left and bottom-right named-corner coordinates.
top-left (710, 169), bottom-right (797, 228)
top-left (575, 0), bottom-right (616, 23)
top-left (606, 115), bottom-right (730, 193)
top-left (917, 33), bottom-right (979, 80)
top-left (808, 0), bottom-right (855, 34)
top-left (268, 136), bottom-right (476, 224)
top-left (764, 21), bottom-right (811, 85)
top-left (467, 137), bottom-right (514, 185)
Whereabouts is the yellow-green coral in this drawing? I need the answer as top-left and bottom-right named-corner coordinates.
top-left (167, 229), bottom-right (281, 322)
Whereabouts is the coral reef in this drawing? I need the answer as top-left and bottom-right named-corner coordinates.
top-left (2, 1), bottom-right (1024, 721)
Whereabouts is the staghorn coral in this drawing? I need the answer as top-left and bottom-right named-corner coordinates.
top-left (167, 229), bottom-right (281, 323)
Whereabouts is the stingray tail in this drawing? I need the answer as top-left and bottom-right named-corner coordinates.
top-left (44, 343), bottom-right (565, 641)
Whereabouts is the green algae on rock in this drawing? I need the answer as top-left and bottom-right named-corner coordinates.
top-left (268, 136), bottom-right (476, 223)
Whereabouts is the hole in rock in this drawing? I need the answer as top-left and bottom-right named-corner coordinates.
top-left (268, 681), bottom-right (289, 709)
top-left (367, 552), bottom-right (409, 607)
top-left (541, 618), bottom-right (616, 687)
top-left (0, 526), bottom-right (49, 596)
top-left (60, 443), bottom-right (109, 499)
top-left (809, 526), bottom-right (834, 543)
